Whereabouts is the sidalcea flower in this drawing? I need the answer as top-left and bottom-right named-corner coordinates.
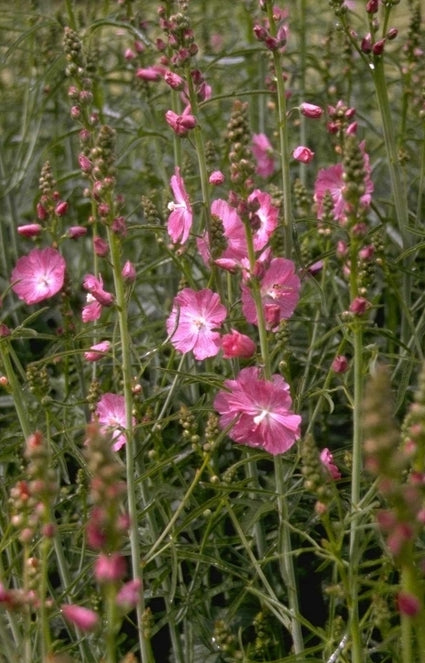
top-left (82, 274), bottom-right (114, 306)
top-left (252, 133), bottom-right (275, 177)
top-left (95, 393), bottom-right (135, 451)
top-left (82, 295), bottom-right (102, 323)
top-left (165, 106), bottom-right (197, 136)
top-left (320, 448), bottom-right (341, 480)
top-left (68, 225), bottom-right (87, 239)
top-left (197, 199), bottom-right (247, 271)
top-left (241, 257), bottom-right (301, 330)
top-left (299, 102), bottom-right (323, 119)
top-left (167, 167), bottom-right (193, 244)
top-left (221, 329), bottom-right (256, 359)
top-left (94, 553), bottom-right (126, 583)
top-left (214, 366), bottom-right (301, 455)
top-left (62, 604), bottom-right (99, 632)
top-left (84, 340), bottom-right (111, 362)
top-left (166, 288), bottom-right (227, 360)
top-left (209, 170), bottom-right (225, 185)
top-left (11, 247), bottom-right (66, 305)
top-left (116, 578), bottom-right (142, 612)
top-left (248, 189), bottom-right (279, 251)
top-left (293, 146), bottom-right (314, 163)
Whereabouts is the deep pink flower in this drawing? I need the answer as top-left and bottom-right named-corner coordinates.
top-left (93, 236), bottom-right (109, 257)
top-left (95, 393), bottom-right (135, 451)
top-left (165, 106), bottom-right (197, 136)
top-left (397, 591), bottom-right (421, 617)
top-left (82, 296), bottom-right (102, 323)
top-left (248, 189), bottom-right (279, 251)
top-left (166, 288), bottom-right (227, 360)
top-left (84, 340), bottom-right (111, 362)
top-left (349, 296), bottom-right (370, 315)
top-left (62, 604), bottom-right (99, 631)
top-left (11, 247), bottom-right (66, 305)
top-left (320, 448), bottom-right (341, 480)
top-left (331, 355), bottom-right (349, 373)
top-left (241, 257), bottom-right (301, 330)
top-left (167, 167), bottom-right (193, 244)
top-left (293, 146), bottom-right (314, 163)
top-left (209, 170), bottom-right (225, 185)
top-left (68, 225), bottom-right (87, 239)
top-left (17, 223), bottom-right (42, 237)
top-left (214, 366), bottom-right (301, 455)
top-left (299, 102), bottom-right (323, 119)
top-left (252, 133), bottom-right (275, 177)
top-left (197, 199), bottom-right (247, 271)
top-left (221, 330), bottom-right (256, 359)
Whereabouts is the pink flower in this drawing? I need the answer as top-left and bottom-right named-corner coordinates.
top-left (62, 604), bottom-right (99, 631)
top-left (68, 225), bottom-right (87, 239)
top-left (84, 340), bottom-right (111, 362)
top-left (166, 288), bottom-right (227, 360)
top-left (214, 366), bottom-right (301, 455)
top-left (95, 393), bottom-right (135, 451)
top-left (241, 257), bottom-right (301, 330)
top-left (299, 102), bottom-right (323, 119)
top-left (221, 330), bottom-right (256, 359)
top-left (209, 170), bottom-right (225, 185)
top-left (82, 274), bottom-right (114, 306)
top-left (397, 592), bottom-right (421, 617)
top-left (167, 167), bottom-right (193, 244)
top-left (93, 236), bottom-right (109, 257)
top-left (248, 189), bottom-right (279, 251)
top-left (320, 448), bottom-right (341, 480)
top-left (252, 133), bottom-right (275, 177)
top-left (82, 296), bottom-right (102, 323)
top-left (94, 553), bottom-right (126, 583)
top-left (17, 223), bottom-right (42, 237)
top-left (165, 106), bottom-right (197, 136)
top-left (116, 578), bottom-right (142, 611)
top-left (293, 146), bottom-right (314, 163)
top-left (11, 247), bottom-right (66, 305)
top-left (122, 260), bottom-right (136, 281)
top-left (197, 199), bottom-right (247, 271)
top-left (135, 66), bottom-right (162, 81)
top-left (331, 355), bottom-right (349, 373)
top-left (349, 296), bottom-right (370, 315)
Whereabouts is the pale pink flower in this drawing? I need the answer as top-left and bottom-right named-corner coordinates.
top-left (221, 330), bottom-right (256, 359)
top-left (11, 247), bottom-right (66, 305)
top-left (209, 170), bottom-right (225, 185)
top-left (320, 448), bottom-right (341, 480)
top-left (84, 340), bottom-right (111, 362)
top-left (252, 133), bottom-right (275, 177)
top-left (248, 189), bottom-right (279, 251)
top-left (241, 257), bottom-right (301, 330)
top-left (293, 146), bottom-right (314, 163)
top-left (95, 393), bottom-right (135, 451)
top-left (82, 296), bottom-right (102, 323)
top-left (165, 106), bottom-right (197, 136)
top-left (94, 553), bottom-right (126, 583)
top-left (166, 288), bottom-right (227, 360)
top-left (197, 199), bottom-right (247, 271)
top-left (167, 167), bottom-right (193, 244)
top-left (116, 578), bottom-right (142, 612)
top-left (214, 366), bottom-right (301, 455)
top-left (62, 604), bottom-right (99, 631)
top-left (122, 260), bottom-right (136, 281)
top-left (135, 66), bottom-right (162, 81)
top-left (17, 223), bottom-right (42, 237)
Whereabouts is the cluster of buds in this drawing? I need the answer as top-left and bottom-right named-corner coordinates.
top-left (64, 27), bottom-right (97, 126)
top-left (327, 100), bottom-right (357, 146)
top-left (158, 7), bottom-right (198, 68)
top-left (363, 364), bottom-right (425, 616)
top-left (10, 431), bottom-right (57, 545)
top-left (225, 100), bottom-right (256, 190)
top-left (358, 1), bottom-right (398, 58)
top-left (254, 5), bottom-right (288, 53)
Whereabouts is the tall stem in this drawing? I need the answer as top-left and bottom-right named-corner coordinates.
top-left (107, 227), bottom-right (154, 663)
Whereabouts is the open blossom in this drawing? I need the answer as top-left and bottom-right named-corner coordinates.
top-left (214, 366), bottom-right (301, 455)
top-left (248, 189), bottom-right (278, 251)
top-left (82, 274), bottom-right (114, 306)
top-left (11, 247), bottom-right (66, 305)
top-left (166, 288), bottom-right (227, 360)
top-left (167, 167), bottom-right (193, 244)
top-left (95, 393), bottom-right (135, 451)
top-left (241, 257), bottom-right (301, 330)
top-left (252, 133), bottom-right (275, 178)
top-left (82, 295), bottom-right (102, 323)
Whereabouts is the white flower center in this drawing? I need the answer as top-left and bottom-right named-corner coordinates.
top-left (253, 409), bottom-right (269, 425)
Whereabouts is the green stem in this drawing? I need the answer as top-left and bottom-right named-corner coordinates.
top-left (274, 457), bottom-right (304, 655)
top-left (0, 341), bottom-right (31, 439)
top-left (107, 228), bottom-right (154, 663)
